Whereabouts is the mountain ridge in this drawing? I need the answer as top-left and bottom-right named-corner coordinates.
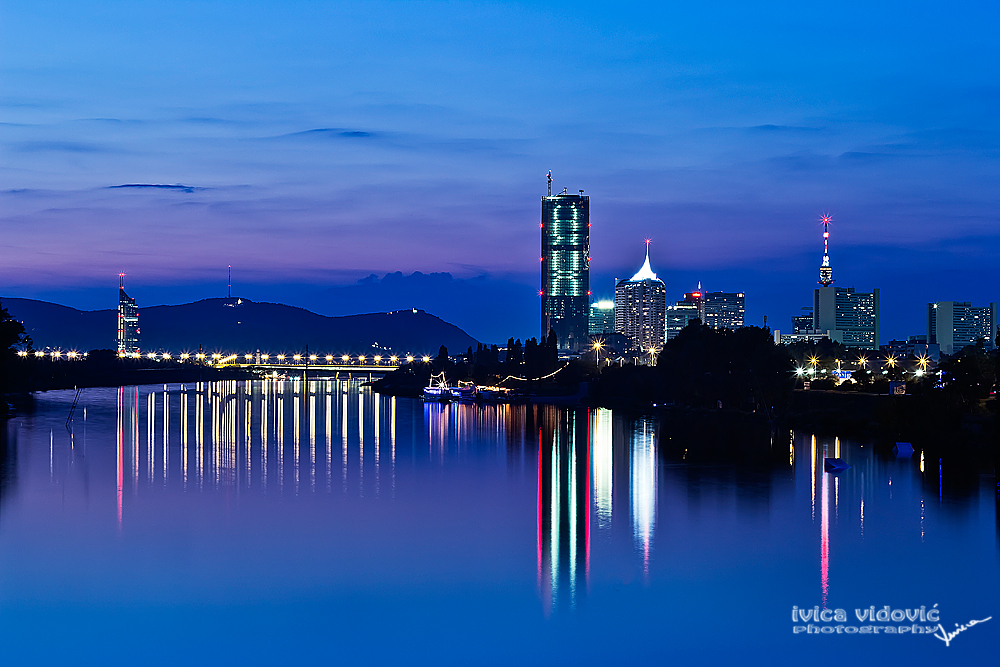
top-left (1, 296), bottom-right (479, 355)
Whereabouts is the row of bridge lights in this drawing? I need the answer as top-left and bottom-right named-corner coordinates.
top-left (17, 350), bottom-right (87, 359)
top-left (18, 350), bottom-right (434, 364)
top-left (110, 352), bottom-right (431, 364)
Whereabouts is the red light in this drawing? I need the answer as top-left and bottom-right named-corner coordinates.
top-left (538, 290), bottom-right (544, 296)
top-left (540, 223), bottom-right (543, 228)
top-left (693, 292), bottom-right (701, 297)
top-left (587, 291), bottom-right (592, 296)
top-left (539, 257), bottom-right (543, 261)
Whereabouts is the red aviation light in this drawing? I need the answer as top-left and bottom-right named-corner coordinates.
top-left (587, 290), bottom-right (592, 296)
top-left (693, 292), bottom-right (701, 297)
top-left (538, 290), bottom-right (544, 296)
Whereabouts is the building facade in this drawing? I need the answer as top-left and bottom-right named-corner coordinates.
top-left (541, 188), bottom-right (590, 350)
top-left (117, 276), bottom-right (140, 354)
top-left (666, 301), bottom-right (700, 340)
top-left (703, 292), bottom-right (745, 330)
top-left (615, 245), bottom-right (666, 354)
top-left (589, 299), bottom-right (615, 335)
top-left (813, 286), bottom-right (880, 349)
top-left (927, 301), bottom-right (997, 355)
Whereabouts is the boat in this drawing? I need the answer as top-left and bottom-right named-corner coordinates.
top-left (476, 386), bottom-right (512, 402)
top-left (423, 372), bottom-right (450, 401)
top-left (449, 381), bottom-right (477, 401)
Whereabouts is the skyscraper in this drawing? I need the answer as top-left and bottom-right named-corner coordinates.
top-left (541, 174), bottom-right (590, 350)
top-left (615, 243), bottom-right (666, 354)
top-left (927, 301), bottom-right (997, 354)
top-left (703, 292), bottom-right (745, 330)
top-left (117, 273), bottom-right (140, 354)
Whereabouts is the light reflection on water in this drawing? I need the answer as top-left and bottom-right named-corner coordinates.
top-left (0, 381), bottom-right (997, 664)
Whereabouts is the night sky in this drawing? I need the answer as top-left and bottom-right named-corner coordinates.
top-left (2, 0), bottom-right (998, 343)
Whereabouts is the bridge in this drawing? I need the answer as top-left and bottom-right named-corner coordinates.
top-left (18, 350), bottom-right (431, 376)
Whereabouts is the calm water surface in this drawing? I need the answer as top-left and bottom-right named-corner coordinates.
top-left (0, 380), bottom-right (996, 665)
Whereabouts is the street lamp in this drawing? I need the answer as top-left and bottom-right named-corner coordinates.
top-left (592, 340), bottom-right (604, 366)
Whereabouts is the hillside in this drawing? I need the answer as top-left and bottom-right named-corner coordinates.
top-left (1, 297), bottom-right (478, 355)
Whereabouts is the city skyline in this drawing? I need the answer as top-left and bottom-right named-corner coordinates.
top-left (2, 1), bottom-right (998, 345)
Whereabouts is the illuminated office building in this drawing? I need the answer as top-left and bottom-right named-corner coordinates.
top-left (614, 244), bottom-right (666, 353)
top-left (117, 273), bottom-right (140, 353)
top-left (666, 301), bottom-right (700, 340)
top-left (813, 287), bottom-right (880, 349)
top-left (703, 292), bottom-right (745, 330)
top-left (541, 178), bottom-right (590, 351)
top-left (589, 300), bottom-right (615, 335)
top-left (927, 301), bottom-right (997, 354)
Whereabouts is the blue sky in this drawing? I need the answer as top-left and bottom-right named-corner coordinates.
top-left (2, 0), bottom-right (998, 343)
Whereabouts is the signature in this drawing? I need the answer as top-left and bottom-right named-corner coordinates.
top-left (932, 617), bottom-right (992, 646)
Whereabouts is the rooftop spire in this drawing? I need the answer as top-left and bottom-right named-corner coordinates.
top-left (629, 239), bottom-right (659, 281)
top-left (818, 215), bottom-right (834, 286)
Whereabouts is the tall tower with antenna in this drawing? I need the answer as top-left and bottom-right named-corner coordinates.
top-left (540, 171), bottom-right (590, 350)
top-left (117, 272), bottom-right (140, 354)
top-left (818, 215), bottom-right (834, 287)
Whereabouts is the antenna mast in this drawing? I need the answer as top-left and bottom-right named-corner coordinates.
top-left (818, 215), bottom-right (834, 286)
top-left (547, 170), bottom-right (552, 197)
top-left (228, 265), bottom-right (231, 298)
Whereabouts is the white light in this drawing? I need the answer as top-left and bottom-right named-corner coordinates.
top-left (421, 355), bottom-right (430, 363)
top-left (406, 355), bottom-right (414, 362)
top-left (342, 355), bottom-right (350, 361)
top-left (374, 355), bottom-right (382, 362)
top-left (358, 355), bottom-right (366, 362)
top-left (325, 355), bottom-right (333, 361)
top-left (390, 356), bottom-right (398, 363)
top-left (163, 353), bottom-right (172, 359)
top-left (147, 353), bottom-right (156, 359)
top-left (261, 354), bottom-right (269, 360)
top-left (277, 354), bottom-right (286, 360)
top-left (180, 353), bottom-right (190, 360)
top-left (309, 354), bottom-right (317, 361)
top-left (245, 354), bottom-right (253, 360)
top-left (293, 354), bottom-right (301, 361)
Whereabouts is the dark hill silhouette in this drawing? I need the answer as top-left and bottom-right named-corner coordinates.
top-left (1, 297), bottom-right (477, 355)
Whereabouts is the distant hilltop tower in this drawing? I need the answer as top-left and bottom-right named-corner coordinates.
top-left (540, 172), bottom-right (590, 351)
top-left (818, 214), bottom-right (834, 286)
top-left (117, 273), bottom-right (140, 354)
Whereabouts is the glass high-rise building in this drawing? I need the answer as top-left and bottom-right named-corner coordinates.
top-left (589, 299), bottom-right (615, 335)
top-left (117, 275), bottom-right (140, 354)
top-left (541, 188), bottom-right (589, 350)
